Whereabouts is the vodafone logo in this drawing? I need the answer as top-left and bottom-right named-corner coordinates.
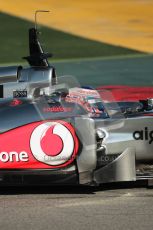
top-left (30, 121), bottom-right (79, 167)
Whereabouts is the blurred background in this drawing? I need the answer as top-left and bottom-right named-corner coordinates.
top-left (0, 0), bottom-right (153, 89)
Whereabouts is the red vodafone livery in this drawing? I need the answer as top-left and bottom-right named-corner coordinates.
top-left (0, 120), bottom-right (79, 169)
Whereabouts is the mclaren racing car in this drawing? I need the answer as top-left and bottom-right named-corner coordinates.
top-left (0, 23), bottom-right (153, 186)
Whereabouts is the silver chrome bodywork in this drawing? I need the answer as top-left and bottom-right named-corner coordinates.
top-left (0, 22), bottom-right (152, 186)
top-left (0, 66), bottom-right (56, 99)
top-left (0, 64), bottom-right (152, 185)
top-left (95, 117), bottom-right (153, 161)
top-left (94, 147), bottom-right (136, 184)
top-left (0, 66), bottom-right (20, 83)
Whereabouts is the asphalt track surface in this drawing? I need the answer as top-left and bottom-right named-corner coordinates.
top-left (53, 54), bottom-right (153, 87)
top-left (0, 182), bottom-right (153, 230)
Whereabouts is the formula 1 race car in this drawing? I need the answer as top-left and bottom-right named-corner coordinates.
top-left (0, 21), bottom-right (153, 187)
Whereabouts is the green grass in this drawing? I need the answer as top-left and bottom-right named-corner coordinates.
top-left (0, 12), bottom-right (141, 63)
